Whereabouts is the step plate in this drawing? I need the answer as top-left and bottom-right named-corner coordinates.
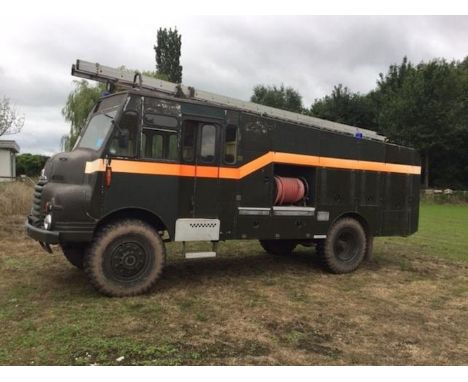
top-left (185, 251), bottom-right (217, 259)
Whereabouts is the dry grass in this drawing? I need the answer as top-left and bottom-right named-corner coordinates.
top-left (0, 205), bottom-right (467, 365)
top-left (0, 181), bottom-right (33, 216)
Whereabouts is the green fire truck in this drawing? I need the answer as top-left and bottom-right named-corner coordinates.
top-left (26, 60), bottom-right (420, 297)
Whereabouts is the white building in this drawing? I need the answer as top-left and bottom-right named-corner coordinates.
top-left (0, 140), bottom-right (20, 181)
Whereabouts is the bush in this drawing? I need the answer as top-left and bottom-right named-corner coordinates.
top-left (16, 153), bottom-right (49, 177)
top-left (420, 190), bottom-right (468, 204)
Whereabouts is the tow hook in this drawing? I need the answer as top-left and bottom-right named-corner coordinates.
top-left (39, 242), bottom-right (53, 254)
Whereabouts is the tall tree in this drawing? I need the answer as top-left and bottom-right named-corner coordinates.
top-left (251, 84), bottom-right (304, 113)
top-left (0, 97), bottom-right (24, 137)
top-left (62, 80), bottom-right (104, 150)
top-left (310, 84), bottom-right (377, 129)
top-left (154, 27), bottom-right (183, 83)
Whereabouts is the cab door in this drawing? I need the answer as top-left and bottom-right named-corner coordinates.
top-left (180, 119), bottom-right (220, 218)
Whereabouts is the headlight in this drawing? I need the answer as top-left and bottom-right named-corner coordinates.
top-left (44, 214), bottom-right (53, 230)
top-left (40, 168), bottom-right (47, 181)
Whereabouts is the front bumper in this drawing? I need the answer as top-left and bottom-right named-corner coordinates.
top-left (26, 215), bottom-right (95, 247)
top-left (26, 220), bottom-right (60, 244)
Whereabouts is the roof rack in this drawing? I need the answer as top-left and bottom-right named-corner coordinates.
top-left (71, 59), bottom-right (386, 142)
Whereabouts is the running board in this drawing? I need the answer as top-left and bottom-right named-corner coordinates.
top-left (185, 252), bottom-right (217, 259)
top-left (182, 241), bottom-right (218, 259)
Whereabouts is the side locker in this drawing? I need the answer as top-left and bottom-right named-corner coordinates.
top-left (318, 131), bottom-right (358, 223)
top-left (358, 139), bottom-right (386, 235)
top-left (218, 110), bottom-right (240, 240)
top-left (408, 149), bottom-right (421, 235)
top-left (383, 145), bottom-right (410, 236)
top-left (239, 113), bottom-right (272, 208)
top-left (236, 113), bottom-right (273, 239)
top-left (236, 113), bottom-right (274, 239)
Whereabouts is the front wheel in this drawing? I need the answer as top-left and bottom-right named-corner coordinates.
top-left (322, 218), bottom-right (367, 274)
top-left (84, 219), bottom-right (165, 297)
top-left (61, 244), bottom-right (87, 269)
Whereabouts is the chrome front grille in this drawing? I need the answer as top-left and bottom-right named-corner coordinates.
top-left (30, 177), bottom-right (47, 227)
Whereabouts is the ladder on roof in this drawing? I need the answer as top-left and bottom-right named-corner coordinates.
top-left (71, 59), bottom-right (386, 142)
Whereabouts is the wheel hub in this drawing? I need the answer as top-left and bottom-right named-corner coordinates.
top-left (335, 230), bottom-right (358, 261)
top-left (110, 242), bottom-right (147, 279)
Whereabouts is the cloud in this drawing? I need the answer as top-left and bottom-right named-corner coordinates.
top-left (1, 15), bottom-right (467, 155)
top-left (8, 106), bottom-right (68, 156)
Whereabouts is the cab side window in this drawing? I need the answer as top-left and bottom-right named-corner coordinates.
top-left (141, 114), bottom-right (178, 161)
top-left (141, 128), bottom-right (178, 160)
top-left (200, 124), bottom-right (216, 163)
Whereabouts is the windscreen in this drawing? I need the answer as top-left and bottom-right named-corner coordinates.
top-left (76, 110), bottom-right (117, 150)
top-left (74, 94), bottom-right (126, 150)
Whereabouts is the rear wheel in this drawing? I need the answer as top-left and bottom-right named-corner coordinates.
top-left (322, 218), bottom-right (366, 274)
top-left (259, 239), bottom-right (297, 256)
top-left (84, 219), bottom-right (165, 297)
top-left (61, 244), bottom-right (87, 269)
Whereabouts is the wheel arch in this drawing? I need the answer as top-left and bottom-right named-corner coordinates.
top-left (330, 211), bottom-right (370, 238)
top-left (94, 208), bottom-right (171, 239)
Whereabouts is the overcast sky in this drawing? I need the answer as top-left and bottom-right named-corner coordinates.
top-left (1, 8), bottom-right (467, 155)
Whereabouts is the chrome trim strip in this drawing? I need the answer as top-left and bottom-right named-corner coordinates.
top-left (238, 207), bottom-right (271, 216)
top-left (272, 206), bottom-right (315, 216)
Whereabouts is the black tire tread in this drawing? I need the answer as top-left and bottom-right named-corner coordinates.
top-left (61, 244), bottom-right (87, 269)
top-left (83, 219), bottom-right (165, 297)
top-left (322, 218), bottom-right (367, 274)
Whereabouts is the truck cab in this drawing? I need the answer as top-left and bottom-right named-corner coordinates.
top-left (27, 90), bottom-right (235, 296)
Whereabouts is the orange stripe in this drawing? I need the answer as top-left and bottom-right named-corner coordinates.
top-left (85, 152), bottom-right (421, 178)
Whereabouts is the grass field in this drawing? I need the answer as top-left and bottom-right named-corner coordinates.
top-left (0, 202), bottom-right (467, 365)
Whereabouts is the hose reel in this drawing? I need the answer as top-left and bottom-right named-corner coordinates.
top-left (274, 176), bottom-right (309, 205)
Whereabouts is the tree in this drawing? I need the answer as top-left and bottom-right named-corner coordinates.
top-left (143, 70), bottom-right (169, 82)
top-left (0, 97), bottom-right (24, 137)
top-left (16, 153), bottom-right (49, 177)
top-left (310, 84), bottom-right (377, 129)
top-left (307, 56), bottom-right (468, 188)
top-left (374, 58), bottom-right (468, 188)
top-left (251, 84), bottom-right (304, 113)
top-left (154, 27), bottom-right (183, 83)
top-left (62, 80), bottom-right (105, 150)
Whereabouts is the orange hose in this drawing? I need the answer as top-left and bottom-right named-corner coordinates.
top-left (274, 176), bottom-right (306, 205)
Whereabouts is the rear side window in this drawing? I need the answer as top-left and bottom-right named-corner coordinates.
top-left (182, 121), bottom-right (197, 162)
top-left (224, 124), bottom-right (238, 164)
top-left (181, 120), bottom-right (218, 163)
top-left (200, 124), bottom-right (216, 163)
